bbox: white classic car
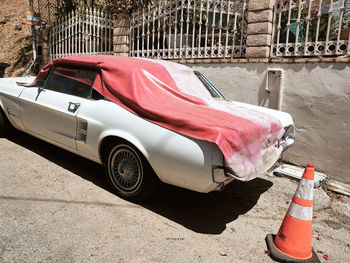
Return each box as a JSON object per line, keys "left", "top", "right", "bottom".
{"left": 0, "top": 56, "right": 295, "bottom": 200}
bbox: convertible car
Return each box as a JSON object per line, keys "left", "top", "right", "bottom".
{"left": 0, "top": 56, "right": 295, "bottom": 200}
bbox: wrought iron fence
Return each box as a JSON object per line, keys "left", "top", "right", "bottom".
{"left": 49, "top": 7, "right": 114, "bottom": 60}
{"left": 130, "top": 0, "right": 248, "bottom": 59}
{"left": 272, "top": 0, "right": 350, "bottom": 57}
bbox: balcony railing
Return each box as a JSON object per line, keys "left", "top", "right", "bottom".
{"left": 272, "top": 0, "right": 350, "bottom": 57}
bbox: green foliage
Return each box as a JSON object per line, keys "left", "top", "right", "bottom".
{"left": 106, "top": 0, "right": 152, "bottom": 15}
{"left": 52, "top": 1, "right": 110, "bottom": 18}
{"left": 54, "top": 0, "right": 78, "bottom": 18}
{"left": 343, "top": 0, "right": 350, "bottom": 28}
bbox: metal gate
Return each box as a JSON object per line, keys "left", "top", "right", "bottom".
{"left": 49, "top": 7, "right": 114, "bottom": 60}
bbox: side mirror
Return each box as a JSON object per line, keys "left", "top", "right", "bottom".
{"left": 36, "top": 79, "right": 45, "bottom": 88}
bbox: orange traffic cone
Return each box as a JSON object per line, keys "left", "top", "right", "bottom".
{"left": 265, "top": 163, "right": 320, "bottom": 263}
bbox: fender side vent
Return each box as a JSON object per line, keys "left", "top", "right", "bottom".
{"left": 76, "top": 119, "right": 88, "bottom": 144}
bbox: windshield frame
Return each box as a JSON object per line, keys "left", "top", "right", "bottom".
{"left": 194, "top": 71, "right": 225, "bottom": 99}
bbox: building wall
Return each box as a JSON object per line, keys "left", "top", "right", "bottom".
{"left": 190, "top": 63, "right": 350, "bottom": 183}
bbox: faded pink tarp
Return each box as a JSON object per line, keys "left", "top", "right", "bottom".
{"left": 34, "top": 55, "right": 284, "bottom": 180}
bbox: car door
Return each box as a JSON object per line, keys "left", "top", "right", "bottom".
{"left": 19, "top": 65, "right": 98, "bottom": 150}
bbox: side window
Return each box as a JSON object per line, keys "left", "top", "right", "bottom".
{"left": 90, "top": 89, "right": 104, "bottom": 100}
{"left": 45, "top": 66, "right": 99, "bottom": 99}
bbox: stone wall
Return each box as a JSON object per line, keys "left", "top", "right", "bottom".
{"left": 246, "top": 0, "right": 275, "bottom": 58}
{"left": 113, "top": 14, "right": 130, "bottom": 57}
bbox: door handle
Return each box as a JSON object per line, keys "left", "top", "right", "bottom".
{"left": 68, "top": 102, "right": 81, "bottom": 113}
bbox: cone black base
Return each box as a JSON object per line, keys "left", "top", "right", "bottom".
{"left": 265, "top": 234, "right": 321, "bottom": 263}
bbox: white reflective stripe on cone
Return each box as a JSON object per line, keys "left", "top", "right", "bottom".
{"left": 288, "top": 202, "right": 313, "bottom": 221}
{"left": 295, "top": 178, "right": 314, "bottom": 201}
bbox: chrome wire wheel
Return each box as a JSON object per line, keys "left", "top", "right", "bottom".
{"left": 108, "top": 145, "right": 143, "bottom": 194}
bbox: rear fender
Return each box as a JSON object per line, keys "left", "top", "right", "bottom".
{"left": 0, "top": 99, "right": 8, "bottom": 121}
{"left": 98, "top": 129, "right": 149, "bottom": 161}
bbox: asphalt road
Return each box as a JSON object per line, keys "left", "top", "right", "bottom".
{"left": 1, "top": 131, "right": 349, "bottom": 263}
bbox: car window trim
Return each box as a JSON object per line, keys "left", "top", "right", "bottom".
{"left": 193, "top": 71, "right": 225, "bottom": 99}
{"left": 44, "top": 63, "right": 100, "bottom": 99}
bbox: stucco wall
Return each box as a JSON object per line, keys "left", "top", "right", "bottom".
{"left": 189, "top": 63, "right": 350, "bottom": 184}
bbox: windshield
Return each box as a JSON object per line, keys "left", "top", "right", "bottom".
{"left": 194, "top": 71, "right": 225, "bottom": 99}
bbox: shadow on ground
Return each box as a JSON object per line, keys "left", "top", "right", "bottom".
{"left": 8, "top": 130, "right": 273, "bottom": 234}
{"left": 8, "top": 130, "right": 109, "bottom": 190}
{"left": 142, "top": 179, "right": 272, "bottom": 234}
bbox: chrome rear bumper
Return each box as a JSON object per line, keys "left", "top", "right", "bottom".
{"left": 279, "top": 125, "right": 295, "bottom": 151}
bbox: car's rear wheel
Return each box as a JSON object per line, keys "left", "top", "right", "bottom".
{"left": 0, "top": 108, "right": 11, "bottom": 137}
{"left": 105, "top": 143, "right": 159, "bottom": 201}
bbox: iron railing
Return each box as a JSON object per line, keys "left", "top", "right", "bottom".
{"left": 272, "top": 0, "right": 350, "bottom": 57}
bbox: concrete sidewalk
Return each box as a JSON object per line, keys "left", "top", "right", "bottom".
{"left": 0, "top": 131, "right": 349, "bottom": 263}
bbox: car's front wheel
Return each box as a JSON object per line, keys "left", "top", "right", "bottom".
{"left": 105, "top": 143, "right": 159, "bottom": 201}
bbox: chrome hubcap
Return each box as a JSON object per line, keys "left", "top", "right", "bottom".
{"left": 110, "top": 146, "right": 142, "bottom": 193}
